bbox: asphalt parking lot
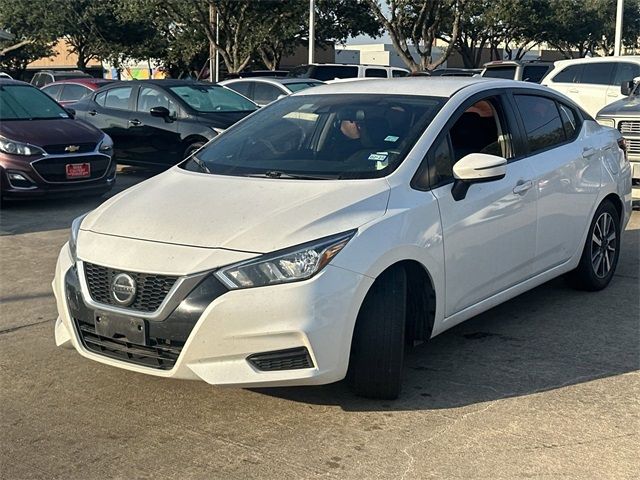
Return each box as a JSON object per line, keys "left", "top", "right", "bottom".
{"left": 1, "top": 171, "right": 638, "bottom": 480}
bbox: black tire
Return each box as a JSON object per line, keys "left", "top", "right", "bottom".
{"left": 184, "top": 141, "right": 205, "bottom": 159}
{"left": 349, "top": 265, "right": 407, "bottom": 400}
{"left": 567, "top": 200, "right": 621, "bottom": 291}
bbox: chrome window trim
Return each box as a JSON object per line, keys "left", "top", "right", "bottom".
{"left": 76, "top": 261, "right": 211, "bottom": 320}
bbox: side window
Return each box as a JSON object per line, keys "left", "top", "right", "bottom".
{"left": 581, "top": 63, "right": 615, "bottom": 85}
{"left": 392, "top": 69, "right": 408, "bottom": 78}
{"left": 612, "top": 62, "right": 640, "bottom": 86}
{"left": 33, "top": 74, "right": 46, "bottom": 88}
{"left": 365, "top": 68, "right": 387, "bottom": 78}
{"left": 59, "top": 84, "right": 91, "bottom": 102}
{"left": 552, "top": 65, "right": 583, "bottom": 83}
{"left": 430, "top": 97, "right": 512, "bottom": 186}
{"left": 137, "top": 86, "right": 177, "bottom": 115}
{"left": 253, "top": 83, "right": 282, "bottom": 104}
{"left": 103, "top": 86, "right": 133, "bottom": 110}
{"left": 558, "top": 103, "right": 579, "bottom": 140}
{"left": 95, "top": 90, "right": 107, "bottom": 107}
{"left": 514, "top": 95, "right": 566, "bottom": 154}
{"left": 42, "top": 84, "right": 63, "bottom": 100}
{"left": 226, "top": 81, "right": 253, "bottom": 98}
{"left": 430, "top": 136, "right": 454, "bottom": 187}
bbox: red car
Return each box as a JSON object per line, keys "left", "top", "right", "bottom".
{"left": 0, "top": 79, "right": 116, "bottom": 202}
{"left": 41, "top": 78, "right": 114, "bottom": 105}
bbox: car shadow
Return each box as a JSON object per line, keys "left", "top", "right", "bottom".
{"left": 0, "top": 166, "right": 161, "bottom": 236}
{"left": 253, "top": 228, "right": 639, "bottom": 411}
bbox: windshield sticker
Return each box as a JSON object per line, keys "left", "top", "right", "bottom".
{"left": 384, "top": 135, "right": 399, "bottom": 142}
{"left": 368, "top": 152, "right": 388, "bottom": 162}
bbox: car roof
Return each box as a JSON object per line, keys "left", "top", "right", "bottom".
{"left": 222, "top": 77, "right": 323, "bottom": 86}
{"left": 295, "top": 77, "right": 499, "bottom": 97}
{"left": 43, "top": 78, "right": 114, "bottom": 87}
{"left": 105, "top": 79, "right": 223, "bottom": 88}
{"left": 0, "top": 78, "right": 30, "bottom": 86}
{"left": 553, "top": 55, "right": 640, "bottom": 67}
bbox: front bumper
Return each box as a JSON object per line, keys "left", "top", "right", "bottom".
{"left": 53, "top": 243, "right": 372, "bottom": 387}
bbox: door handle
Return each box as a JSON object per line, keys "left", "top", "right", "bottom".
{"left": 513, "top": 180, "right": 533, "bottom": 195}
{"left": 128, "top": 119, "right": 142, "bottom": 126}
{"left": 568, "top": 88, "right": 579, "bottom": 93}
{"left": 582, "top": 147, "right": 597, "bottom": 158}
{"left": 607, "top": 93, "right": 619, "bottom": 97}
{"left": 88, "top": 110, "right": 97, "bottom": 116}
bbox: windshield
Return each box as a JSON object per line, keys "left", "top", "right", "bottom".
{"left": 0, "top": 84, "right": 70, "bottom": 120}
{"left": 181, "top": 94, "right": 445, "bottom": 179}
{"left": 169, "top": 85, "right": 257, "bottom": 113}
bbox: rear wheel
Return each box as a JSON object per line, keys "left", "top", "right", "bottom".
{"left": 349, "top": 265, "right": 407, "bottom": 400}
{"left": 567, "top": 200, "right": 621, "bottom": 291}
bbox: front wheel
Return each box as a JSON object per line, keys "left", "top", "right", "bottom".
{"left": 567, "top": 200, "right": 621, "bottom": 291}
{"left": 183, "top": 141, "right": 205, "bottom": 159}
{"left": 348, "top": 265, "right": 407, "bottom": 400}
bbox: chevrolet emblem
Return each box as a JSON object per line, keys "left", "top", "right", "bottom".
{"left": 65, "top": 145, "right": 80, "bottom": 152}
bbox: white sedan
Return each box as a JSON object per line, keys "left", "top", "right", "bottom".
{"left": 53, "top": 78, "right": 632, "bottom": 399}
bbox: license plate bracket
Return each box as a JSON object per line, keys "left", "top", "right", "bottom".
{"left": 94, "top": 312, "right": 147, "bottom": 346}
{"left": 66, "top": 162, "right": 91, "bottom": 179}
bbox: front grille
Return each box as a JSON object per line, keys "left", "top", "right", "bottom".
{"left": 43, "top": 142, "right": 97, "bottom": 154}
{"left": 627, "top": 139, "right": 640, "bottom": 155}
{"left": 32, "top": 155, "right": 111, "bottom": 183}
{"left": 84, "top": 262, "right": 178, "bottom": 313}
{"left": 74, "top": 318, "right": 182, "bottom": 370}
{"left": 247, "top": 347, "right": 314, "bottom": 371}
{"left": 619, "top": 121, "right": 640, "bottom": 135}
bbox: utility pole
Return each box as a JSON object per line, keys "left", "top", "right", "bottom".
{"left": 209, "top": 2, "right": 217, "bottom": 82}
{"left": 215, "top": 12, "right": 220, "bottom": 82}
{"left": 614, "top": 0, "right": 624, "bottom": 56}
{"left": 308, "top": 0, "right": 315, "bottom": 64}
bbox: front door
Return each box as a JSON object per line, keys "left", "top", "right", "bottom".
{"left": 430, "top": 94, "right": 538, "bottom": 317}
{"left": 91, "top": 85, "right": 137, "bottom": 163}
{"left": 129, "top": 86, "right": 181, "bottom": 165}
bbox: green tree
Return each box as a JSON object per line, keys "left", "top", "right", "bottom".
{"left": 364, "top": 0, "right": 467, "bottom": 72}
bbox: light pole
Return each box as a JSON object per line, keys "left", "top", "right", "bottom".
{"left": 614, "top": 0, "right": 624, "bottom": 56}
{"left": 309, "top": 0, "right": 315, "bottom": 64}
{"left": 209, "top": 2, "right": 216, "bottom": 81}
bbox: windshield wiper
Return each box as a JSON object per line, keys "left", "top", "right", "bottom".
{"left": 246, "top": 170, "right": 340, "bottom": 180}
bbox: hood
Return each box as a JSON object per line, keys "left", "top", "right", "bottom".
{"left": 0, "top": 118, "right": 103, "bottom": 146}
{"left": 196, "top": 110, "right": 256, "bottom": 130}
{"left": 82, "top": 168, "right": 390, "bottom": 253}
{"left": 597, "top": 95, "right": 640, "bottom": 117}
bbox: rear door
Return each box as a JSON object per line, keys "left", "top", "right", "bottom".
{"left": 91, "top": 85, "right": 137, "bottom": 162}
{"left": 510, "top": 93, "right": 601, "bottom": 273}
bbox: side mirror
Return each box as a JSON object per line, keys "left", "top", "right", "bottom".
{"left": 451, "top": 153, "right": 507, "bottom": 201}
{"left": 150, "top": 106, "right": 171, "bottom": 118}
{"left": 65, "top": 107, "right": 76, "bottom": 118}
{"left": 621, "top": 80, "right": 634, "bottom": 96}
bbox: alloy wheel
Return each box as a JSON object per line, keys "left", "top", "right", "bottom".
{"left": 591, "top": 212, "right": 617, "bottom": 279}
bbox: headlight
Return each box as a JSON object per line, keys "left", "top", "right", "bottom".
{"left": 98, "top": 134, "right": 114, "bottom": 153}
{"left": 215, "top": 230, "right": 356, "bottom": 289}
{"left": 596, "top": 118, "right": 615, "bottom": 128}
{"left": 69, "top": 213, "right": 89, "bottom": 262}
{"left": 0, "top": 135, "right": 45, "bottom": 156}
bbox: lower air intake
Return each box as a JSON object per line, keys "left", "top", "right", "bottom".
{"left": 247, "top": 347, "right": 314, "bottom": 371}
